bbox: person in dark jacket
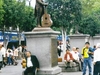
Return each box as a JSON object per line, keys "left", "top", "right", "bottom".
{"left": 24, "top": 51, "right": 39, "bottom": 75}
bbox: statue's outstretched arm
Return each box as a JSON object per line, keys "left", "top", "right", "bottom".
{"left": 37, "top": 0, "right": 48, "bottom": 5}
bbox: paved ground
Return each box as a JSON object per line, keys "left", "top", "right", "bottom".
{"left": 0, "top": 60, "right": 91, "bottom": 75}
{"left": 0, "top": 60, "right": 25, "bottom": 75}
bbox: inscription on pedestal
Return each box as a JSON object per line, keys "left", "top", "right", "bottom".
{"left": 51, "top": 38, "right": 58, "bottom": 67}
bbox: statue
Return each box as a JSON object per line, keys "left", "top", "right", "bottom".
{"left": 35, "top": 0, "right": 53, "bottom": 27}
{"left": 34, "top": 0, "right": 48, "bottom": 27}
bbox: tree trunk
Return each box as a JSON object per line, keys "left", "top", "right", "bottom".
{"left": 61, "top": 27, "right": 67, "bottom": 61}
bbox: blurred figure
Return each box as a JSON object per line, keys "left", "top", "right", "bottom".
{"left": 13, "top": 47, "right": 18, "bottom": 60}
{"left": 71, "top": 47, "right": 79, "bottom": 61}
{"left": 93, "top": 45, "right": 96, "bottom": 52}
{"left": 17, "top": 45, "right": 22, "bottom": 59}
{"left": 23, "top": 51, "right": 39, "bottom": 75}
{"left": 6, "top": 48, "right": 13, "bottom": 65}
{"left": 76, "top": 47, "right": 83, "bottom": 71}
{"left": 64, "top": 49, "right": 74, "bottom": 68}
{"left": 0, "top": 42, "right": 3, "bottom": 72}
{"left": 22, "top": 46, "right": 27, "bottom": 58}
{"left": 93, "top": 43, "right": 100, "bottom": 75}
{"left": 71, "top": 47, "right": 82, "bottom": 71}
{"left": 82, "top": 42, "right": 93, "bottom": 75}
{"left": 1, "top": 45, "right": 6, "bottom": 67}
{"left": 57, "top": 43, "right": 63, "bottom": 57}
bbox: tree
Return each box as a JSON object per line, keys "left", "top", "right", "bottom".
{"left": 79, "top": 0, "right": 100, "bottom": 36}
{"left": 79, "top": 16, "right": 100, "bottom": 36}
{"left": 46, "top": 0, "right": 82, "bottom": 56}
{"left": 47, "top": 0, "right": 82, "bottom": 33}
{"left": 21, "top": 6, "right": 36, "bottom": 31}
{"left": 81, "top": 0, "right": 100, "bottom": 16}
{"left": 2, "top": 0, "right": 36, "bottom": 31}
{"left": 0, "top": 0, "right": 5, "bottom": 26}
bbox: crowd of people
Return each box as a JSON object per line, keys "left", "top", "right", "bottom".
{"left": 64, "top": 47, "right": 82, "bottom": 71}
{"left": 58, "top": 41, "right": 100, "bottom": 75}
{"left": 0, "top": 42, "right": 27, "bottom": 73}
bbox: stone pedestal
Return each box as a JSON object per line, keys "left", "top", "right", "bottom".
{"left": 24, "top": 27, "right": 62, "bottom": 75}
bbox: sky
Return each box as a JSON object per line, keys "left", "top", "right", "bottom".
{"left": 26, "top": 0, "right": 36, "bottom": 8}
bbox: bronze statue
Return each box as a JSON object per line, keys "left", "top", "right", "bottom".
{"left": 34, "top": 0, "right": 48, "bottom": 27}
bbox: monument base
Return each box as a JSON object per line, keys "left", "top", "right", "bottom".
{"left": 24, "top": 27, "right": 62, "bottom": 75}
{"left": 32, "top": 27, "right": 53, "bottom": 32}
{"left": 37, "top": 66, "right": 62, "bottom": 75}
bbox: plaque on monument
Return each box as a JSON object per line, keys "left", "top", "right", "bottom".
{"left": 51, "top": 38, "right": 58, "bottom": 67}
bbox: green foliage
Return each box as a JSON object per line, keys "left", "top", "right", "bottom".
{"left": 21, "top": 6, "right": 36, "bottom": 31}
{"left": 78, "top": 0, "right": 100, "bottom": 36}
{"left": 0, "top": 0, "right": 5, "bottom": 25}
{"left": 2, "top": 0, "right": 36, "bottom": 31}
{"left": 47, "top": 0, "right": 82, "bottom": 34}
{"left": 81, "top": 0, "right": 100, "bottom": 16}
{"left": 79, "top": 16, "right": 100, "bottom": 36}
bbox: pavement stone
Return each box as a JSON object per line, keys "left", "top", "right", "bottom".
{"left": 0, "top": 60, "right": 24, "bottom": 75}
{"left": 0, "top": 60, "right": 91, "bottom": 75}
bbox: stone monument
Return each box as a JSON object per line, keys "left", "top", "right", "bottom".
{"left": 23, "top": 0, "right": 62, "bottom": 75}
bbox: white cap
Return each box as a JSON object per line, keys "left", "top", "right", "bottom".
{"left": 96, "top": 43, "right": 100, "bottom": 48}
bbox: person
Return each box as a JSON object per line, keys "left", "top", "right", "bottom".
{"left": 93, "top": 45, "right": 96, "bottom": 52}
{"left": 82, "top": 42, "right": 93, "bottom": 75}
{"left": 76, "top": 47, "right": 83, "bottom": 61}
{"left": 76, "top": 47, "right": 83, "bottom": 70}
{"left": 57, "top": 42, "right": 63, "bottom": 57}
{"left": 1, "top": 45, "right": 6, "bottom": 67}
{"left": 22, "top": 46, "right": 27, "bottom": 58}
{"left": 24, "top": 51, "right": 39, "bottom": 75}
{"left": 35, "top": 0, "right": 48, "bottom": 27}
{"left": 6, "top": 48, "right": 13, "bottom": 65}
{"left": 13, "top": 47, "right": 18, "bottom": 60}
{"left": 17, "top": 45, "right": 22, "bottom": 59}
{"left": 93, "top": 43, "right": 100, "bottom": 75}
{"left": 0, "top": 42, "right": 3, "bottom": 72}
{"left": 71, "top": 47, "right": 82, "bottom": 71}
{"left": 71, "top": 47, "right": 80, "bottom": 61}
{"left": 64, "top": 49, "right": 74, "bottom": 68}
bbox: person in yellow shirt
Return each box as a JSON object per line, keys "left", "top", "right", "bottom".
{"left": 82, "top": 42, "right": 93, "bottom": 75}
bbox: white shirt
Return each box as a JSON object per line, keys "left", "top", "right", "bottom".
{"left": 27, "top": 57, "right": 33, "bottom": 67}
{"left": 0, "top": 50, "right": 3, "bottom": 61}
{"left": 14, "top": 49, "right": 18, "bottom": 56}
{"left": 6, "top": 49, "right": 13, "bottom": 57}
{"left": 18, "top": 46, "right": 22, "bottom": 52}
{"left": 57, "top": 44, "right": 63, "bottom": 51}
{"left": 67, "top": 54, "right": 70, "bottom": 61}
{"left": 1, "top": 47, "right": 6, "bottom": 57}
{"left": 93, "top": 48, "right": 100, "bottom": 63}
{"left": 71, "top": 51, "right": 79, "bottom": 61}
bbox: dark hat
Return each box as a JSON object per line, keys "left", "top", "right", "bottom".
{"left": 85, "top": 42, "right": 90, "bottom": 45}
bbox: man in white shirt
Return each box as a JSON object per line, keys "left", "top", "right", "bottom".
{"left": 71, "top": 47, "right": 81, "bottom": 71}
{"left": 57, "top": 43, "right": 63, "bottom": 57}
{"left": 24, "top": 51, "right": 39, "bottom": 75}
{"left": 93, "top": 43, "right": 100, "bottom": 75}
{"left": 71, "top": 47, "right": 79, "bottom": 61}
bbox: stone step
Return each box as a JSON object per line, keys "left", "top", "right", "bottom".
{"left": 58, "top": 62, "right": 80, "bottom": 72}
